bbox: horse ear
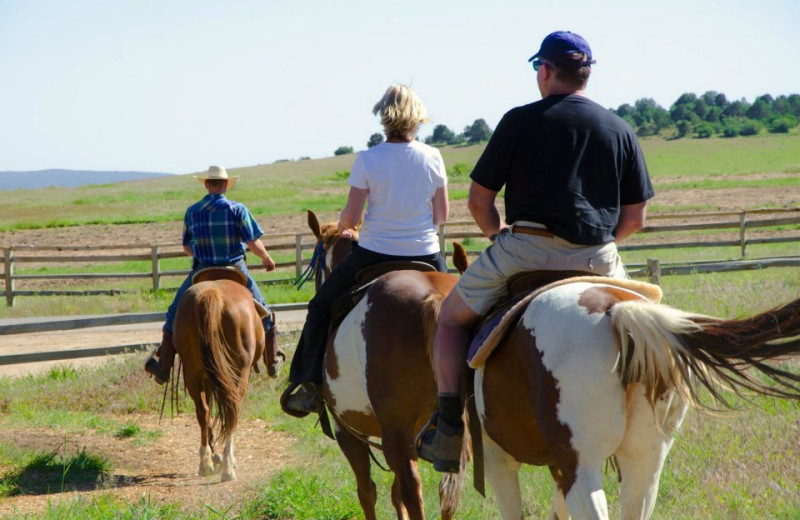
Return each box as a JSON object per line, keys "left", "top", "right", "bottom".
{"left": 452, "top": 242, "right": 469, "bottom": 274}
{"left": 307, "top": 210, "right": 323, "bottom": 241}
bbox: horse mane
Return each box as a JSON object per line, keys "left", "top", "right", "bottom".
{"left": 319, "top": 221, "right": 360, "bottom": 244}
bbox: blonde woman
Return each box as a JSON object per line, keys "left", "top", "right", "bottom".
{"left": 284, "top": 84, "right": 449, "bottom": 414}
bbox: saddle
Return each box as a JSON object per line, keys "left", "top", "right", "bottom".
{"left": 191, "top": 266, "right": 270, "bottom": 319}
{"left": 330, "top": 261, "right": 437, "bottom": 331}
{"left": 466, "top": 271, "right": 663, "bottom": 368}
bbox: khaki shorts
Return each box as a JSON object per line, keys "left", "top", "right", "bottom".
{"left": 456, "top": 226, "right": 627, "bottom": 315}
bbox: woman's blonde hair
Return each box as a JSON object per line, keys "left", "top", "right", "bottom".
{"left": 372, "top": 84, "right": 429, "bottom": 140}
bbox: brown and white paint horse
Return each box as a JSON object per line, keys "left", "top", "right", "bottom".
{"left": 473, "top": 279, "right": 800, "bottom": 519}
{"left": 303, "top": 210, "right": 470, "bottom": 520}
{"left": 173, "top": 270, "right": 281, "bottom": 482}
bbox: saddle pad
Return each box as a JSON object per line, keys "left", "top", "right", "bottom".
{"left": 467, "top": 276, "right": 662, "bottom": 369}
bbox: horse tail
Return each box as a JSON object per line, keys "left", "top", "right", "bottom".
{"left": 419, "top": 290, "right": 470, "bottom": 515}
{"left": 611, "top": 297, "right": 800, "bottom": 409}
{"left": 196, "top": 287, "right": 241, "bottom": 444}
{"left": 420, "top": 293, "right": 443, "bottom": 365}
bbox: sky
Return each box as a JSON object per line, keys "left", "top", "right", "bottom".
{"left": 1, "top": 0, "right": 799, "bottom": 174}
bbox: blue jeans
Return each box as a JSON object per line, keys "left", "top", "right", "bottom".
{"left": 163, "top": 259, "right": 269, "bottom": 333}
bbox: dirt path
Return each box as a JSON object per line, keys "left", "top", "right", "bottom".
{"left": 0, "top": 414, "right": 296, "bottom": 517}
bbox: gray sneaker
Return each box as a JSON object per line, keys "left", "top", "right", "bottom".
{"left": 417, "top": 417, "right": 463, "bottom": 473}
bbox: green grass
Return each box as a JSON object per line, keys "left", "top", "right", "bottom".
{"left": 655, "top": 175, "right": 800, "bottom": 191}
{"left": 639, "top": 133, "right": 800, "bottom": 177}
{"left": 2, "top": 134, "right": 798, "bottom": 232}
{"left": 0, "top": 444, "right": 111, "bottom": 498}
{"left": 1, "top": 270, "right": 799, "bottom": 518}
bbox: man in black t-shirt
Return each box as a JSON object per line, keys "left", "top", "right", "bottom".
{"left": 418, "top": 30, "right": 655, "bottom": 473}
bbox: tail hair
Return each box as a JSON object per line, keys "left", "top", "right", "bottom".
{"left": 612, "top": 297, "right": 800, "bottom": 410}
{"left": 420, "top": 293, "right": 444, "bottom": 366}
{"left": 196, "top": 287, "right": 241, "bottom": 443}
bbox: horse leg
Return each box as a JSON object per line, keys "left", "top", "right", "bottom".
{"left": 544, "top": 472, "right": 570, "bottom": 520}
{"left": 221, "top": 435, "right": 236, "bottom": 482}
{"left": 195, "top": 389, "right": 216, "bottom": 477}
{"left": 203, "top": 389, "right": 223, "bottom": 469}
{"left": 334, "top": 420, "right": 378, "bottom": 520}
{"left": 483, "top": 432, "right": 523, "bottom": 520}
{"left": 615, "top": 385, "right": 688, "bottom": 520}
{"left": 382, "top": 429, "right": 424, "bottom": 520}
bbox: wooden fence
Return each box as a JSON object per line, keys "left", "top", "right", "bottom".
{"left": 2, "top": 209, "right": 799, "bottom": 306}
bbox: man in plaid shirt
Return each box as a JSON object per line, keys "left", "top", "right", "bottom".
{"left": 145, "top": 165, "right": 276, "bottom": 384}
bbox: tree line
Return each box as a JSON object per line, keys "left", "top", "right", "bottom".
{"left": 614, "top": 91, "right": 800, "bottom": 138}
{"left": 333, "top": 119, "right": 494, "bottom": 156}
{"left": 328, "top": 91, "right": 798, "bottom": 157}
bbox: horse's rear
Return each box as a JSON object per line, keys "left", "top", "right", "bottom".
{"left": 477, "top": 280, "right": 800, "bottom": 520}
{"left": 174, "top": 279, "right": 265, "bottom": 482}
{"left": 325, "top": 269, "right": 467, "bottom": 520}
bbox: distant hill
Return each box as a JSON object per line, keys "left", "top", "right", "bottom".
{"left": 0, "top": 169, "right": 174, "bottom": 191}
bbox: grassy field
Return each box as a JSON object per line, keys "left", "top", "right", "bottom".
{"left": 1, "top": 268, "right": 799, "bottom": 519}
{"left": 0, "top": 132, "right": 799, "bottom": 518}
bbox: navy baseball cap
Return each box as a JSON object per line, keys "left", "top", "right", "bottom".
{"left": 528, "top": 31, "right": 596, "bottom": 65}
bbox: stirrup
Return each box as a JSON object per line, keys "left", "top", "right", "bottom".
{"left": 414, "top": 410, "right": 438, "bottom": 458}
{"left": 144, "top": 356, "right": 168, "bottom": 385}
{"left": 280, "top": 382, "right": 319, "bottom": 418}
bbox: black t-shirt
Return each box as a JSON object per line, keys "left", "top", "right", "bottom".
{"left": 471, "top": 94, "right": 654, "bottom": 245}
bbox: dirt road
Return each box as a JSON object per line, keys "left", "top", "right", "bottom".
{"left": 0, "top": 309, "right": 307, "bottom": 378}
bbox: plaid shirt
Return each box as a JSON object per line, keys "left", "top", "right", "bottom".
{"left": 182, "top": 194, "right": 263, "bottom": 265}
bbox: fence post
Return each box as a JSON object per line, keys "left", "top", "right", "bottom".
{"left": 295, "top": 234, "right": 303, "bottom": 278}
{"left": 151, "top": 245, "right": 160, "bottom": 291}
{"left": 646, "top": 258, "right": 661, "bottom": 286}
{"left": 739, "top": 211, "right": 747, "bottom": 259}
{"left": 4, "top": 247, "right": 14, "bottom": 306}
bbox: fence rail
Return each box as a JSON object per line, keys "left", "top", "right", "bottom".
{"left": 2, "top": 209, "right": 799, "bottom": 306}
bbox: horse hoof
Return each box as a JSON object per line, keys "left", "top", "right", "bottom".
{"left": 268, "top": 349, "right": 286, "bottom": 377}
{"left": 199, "top": 465, "right": 215, "bottom": 477}
{"left": 221, "top": 471, "right": 236, "bottom": 482}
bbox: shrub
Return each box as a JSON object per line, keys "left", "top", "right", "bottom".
{"left": 448, "top": 162, "right": 472, "bottom": 178}
{"left": 334, "top": 146, "right": 354, "bottom": 156}
{"left": 768, "top": 115, "right": 797, "bottom": 134}
{"left": 694, "top": 122, "right": 714, "bottom": 138}
{"left": 739, "top": 120, "right": 761, "bottom": 136}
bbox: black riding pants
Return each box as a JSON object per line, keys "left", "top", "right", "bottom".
{"left": 288, "top": 244, "right": 447, "bottom": 385}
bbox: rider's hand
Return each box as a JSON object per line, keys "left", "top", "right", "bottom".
{"left": 262, "top": 256, "right": 276, "bottom": 272}
{"left": 340, "top": 228, "right": 355, "bottom": 239}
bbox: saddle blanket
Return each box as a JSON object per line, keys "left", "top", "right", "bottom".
{"left": 467, "top": 276, "right": 662, "bottom": 369}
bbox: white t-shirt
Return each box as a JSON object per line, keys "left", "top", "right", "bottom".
{"left": 348, "top": 140, "right": 447, "bottom": 256}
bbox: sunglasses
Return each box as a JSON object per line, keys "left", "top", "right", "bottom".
{"left": 531, "top": 60, "right": 550, "bottom": 72}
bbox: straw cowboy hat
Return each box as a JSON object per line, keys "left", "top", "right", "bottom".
{"left": 194, "top": 165, "right": 239, "bottom": 189}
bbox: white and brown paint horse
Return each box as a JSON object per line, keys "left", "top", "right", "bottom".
{"left": 173, "top": 267, "right": 281, "bottom": 482}
{"left": 472, "top": 278, "right": 800, "bottom": 519}
{"left": 302, "top": 210, "right": 470, "bottom": 520}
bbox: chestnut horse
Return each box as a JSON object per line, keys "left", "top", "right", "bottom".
{"left": 301, "top": 210, "right": 469, "bottom": 520}
{"left": 472, "top": 278, "right": 800, "bottom": 519}
{"left": 173, "top": 268, "right": 281, "bottom": 482}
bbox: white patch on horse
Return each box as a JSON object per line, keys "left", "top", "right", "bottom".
{"left": 326, "top": 296, "right": 373, "bottom": 416}
{"left": 523, "top": 283, "right": 628, "bottom": 496}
